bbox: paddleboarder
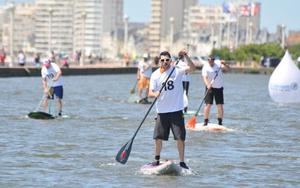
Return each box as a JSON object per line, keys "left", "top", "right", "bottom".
{"left": 41, "top": 58, "right": 64, "bottom": 116}
{"left": 137, "top": 53, "right": 152, "bottom": 104}
{"left": 202, "top": 56, "right": 230, "bottom": 126}
{"left": 148, "top": 50, "right": 196, "bottom": 169}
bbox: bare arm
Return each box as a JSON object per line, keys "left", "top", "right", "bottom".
{"left": 178, "top": 49, "right": 196, "bottom": 73}
{"left": 148, "top": 89, "right": 160, "bottom": 98}
{"left": 52, "top": 69, "right": 62, "bottom": 81}
{"left": 203, "top": 75, "right": 212, "bottom": 90}
{"left": 42, "top": 78, "right": 49, "bottom": 94}
{"left": 221, "top": 60, "right": 230, "bottom": 72}
{"left": 184, "top": 54, "right": 196, "bottom": 73}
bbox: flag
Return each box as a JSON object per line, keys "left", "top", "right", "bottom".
{"left": 239, "top": 3, "right": 260, "bottom": 17}
{"left": 223, "top": 2, "right": 236, "bottom": 14}
{"left": 249, "top": 3, "right": 260, "bottom": 16}
{"left": 240, "top": 4, "right": 250, "bottom": 16}
{"left": 222, "top": 2, "right": 231, "bottom": 13}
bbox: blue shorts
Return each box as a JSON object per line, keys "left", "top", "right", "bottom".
{"left": 50, "top": 86, "right": 63, "bottom": 99}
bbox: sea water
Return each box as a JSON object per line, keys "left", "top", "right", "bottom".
{"left": 0, "top": 73, "right": 299, "bottom": 187}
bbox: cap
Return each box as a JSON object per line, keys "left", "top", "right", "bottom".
{"left": 43, "top": 59, "right": 51, "bottom": 68}
{"left": 143, "top": 53, "right": 149, "bottom": 58}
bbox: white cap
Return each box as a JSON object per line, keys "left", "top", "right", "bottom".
{"left": 143, "top": 53, "right": 149, "bottom": 58}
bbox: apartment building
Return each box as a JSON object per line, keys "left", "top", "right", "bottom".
{"left": 1, "top": 3, "right": 35, "bottom": 56}
{"left": 149, "top": 0, "right": 197, "bottom": 57}
{"left": 35, "top": 0, "right": 74, "bottom": 56}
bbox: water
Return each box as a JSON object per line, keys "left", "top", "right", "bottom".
{"left": 0, "top": 73, "right": 299, "bottom": 187}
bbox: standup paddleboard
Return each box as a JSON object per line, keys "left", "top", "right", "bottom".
{"left": 183, "top": 110, "right": 202, "bottom": 116}
{"left": 134, "top": 99, "right": 152, "bottom": 105}
{"left": 28, "top": 111, "right": 55, "bottom": 120}
{"left": 187, "top": 123, "right": 233, "bottom": 132}
{"left": 140, "top": 160, "right": 182, "bottom": 175}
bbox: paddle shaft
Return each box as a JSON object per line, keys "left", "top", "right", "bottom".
{"left": 130, "top": 79, "right": 138, "bottom": 93}
{"left": 194, "top": 65, "right": 222, "bottom": 116}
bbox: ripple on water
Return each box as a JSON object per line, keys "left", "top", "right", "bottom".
{"left": 1, "top": 74, "right": 300, "bottom": 187}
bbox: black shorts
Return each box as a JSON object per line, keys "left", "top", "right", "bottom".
{"left": 153, "top": 110, "right": 186, "bottom": 141}
{"left": 205, "top": 87, "right": 224, "bottom": 105}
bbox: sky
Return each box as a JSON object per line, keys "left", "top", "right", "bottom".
{"left": 124, "top": 0, "right": 300, "bottom": 33}
{"left": 1, "top": 0, "right": 299, "bottom": 32}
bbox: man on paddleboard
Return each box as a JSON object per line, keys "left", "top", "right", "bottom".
{"left": 137, "top": 53, "right": 152, "bottom": 104}
{"left": 41, "top": 58, "right": 64, "bottom": 116}
{"left": 148, "top": 50, "right": 195, "bottom": 169}
{"left": 202, "top": 56, "right": 230, "bottom": 126}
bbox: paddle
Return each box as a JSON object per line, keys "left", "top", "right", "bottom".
{"left": 186, "top": 65, "right": 222, "bottom": 128}
{"left": 130, "top": 80, "right": 138, "bottom": 94}
{"left": 116, "top": 60, "right": 179, "bottom": 164}
{"left": 33, "top": 86, "right": 54, "bottom": 112}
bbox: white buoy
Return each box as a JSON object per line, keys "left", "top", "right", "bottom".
{"left": 268, "top": 50, "right": 300, "bottom": 103}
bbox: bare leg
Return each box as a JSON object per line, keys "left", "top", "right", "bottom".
{"left": 177, "top": 139, "right": 185, "bottom": 162}
{"left": 145, "top": 87, "right": 149, "bottom": 99}
{"left": 138, "top": 87, "right": 142, "bottom": 99}
{"left": 216, "top": 104, "right": 223, "bottom": 119}
{"left": 155, "top": 139, "right": 162, "bottom": 156}
{"left": 204, "top": 104, "right": 212, "bottom": 119}
{"left": 57, "top": 98, "right": 63, "bottom": 114}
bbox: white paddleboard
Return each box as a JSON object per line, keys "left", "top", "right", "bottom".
{"left": 187, "top": 123, "right": 233, "bottom": 132}
{"left": 140, "top": 160, "right": 182, "bottom": 175}
{"left": 183, "top": 110, "right": 202, "bottom": 116}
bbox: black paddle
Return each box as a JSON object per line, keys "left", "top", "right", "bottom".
{"left": 130, "top": 79, "right": 138, "bottom": 94}
{"left": 116, "top": 60, "right": 179, "bottom": 164}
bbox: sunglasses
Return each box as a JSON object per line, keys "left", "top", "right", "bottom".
{"left": 160, "top": 58, "right": 170, "bottom": 62}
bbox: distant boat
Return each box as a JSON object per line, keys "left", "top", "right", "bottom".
{"left": 268, "top": 50, "right": 300, "bottom": 103}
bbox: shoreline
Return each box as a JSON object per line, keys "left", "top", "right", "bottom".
{"left": 0, "top": 64, "right": 274, "bottom": 77}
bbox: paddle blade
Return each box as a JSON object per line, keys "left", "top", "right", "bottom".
{"left": 186, "top": 116, "right": 196, "bottom": 129}
{"left": 115, "top": 140, "right": 133, "bottom": 164}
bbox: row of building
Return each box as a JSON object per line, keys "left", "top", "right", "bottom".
{"left": 0, "top": 0, "right": 299, "bottom": 65}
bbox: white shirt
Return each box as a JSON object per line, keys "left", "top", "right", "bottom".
{"left": 202, "top": 60, "right": 223, "bottom": 88}
{"left": 138, "top": 60, "right": 152, "bottom": 78}
{"left": 41, "top": 63, "right": 63, "bottom": 87}
{"left": 18, "top": 53, "right": 26, "bottom": 64}
{"left": 177, "top": 59, "right": 190, "bottom": 82}
{"left": 150, "top": 66, "right": 186, "bottom": 113}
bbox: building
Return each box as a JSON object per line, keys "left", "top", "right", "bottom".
{"left": 35, "top": 0, "right": 123, "bottom": 61}
{"left": 149, "top": 0, "right": 197, "bottom": 57}
{"left": 1, "top": 3, "right": 35, "bottom": 58}
{"left": 0, "top": 8, "right": 4, "bottom": 48}
{"left": 287, "top": 31, "right": 300, "bottom": 46}
{"left": 182, "top": 1, "right": 261, "bottom": 55}
{"left": 35, "top": 0, "right": 74, "bottom": 57}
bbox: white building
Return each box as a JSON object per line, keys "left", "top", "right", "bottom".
{"left": 183, "top": 2, "right": 261, "bottom": 55}
{"left": 74, "top": 0, "right": 123, "bottom": 58}
{"left": 149, "top": 0, "right": 197, "bottom": 57}
{"left": 35, "top": 0, "right": 123, "bottom": 60}
{"left": 1, "top": 3, "right": 35, "bottom": 57}
{"left": 35, "top": 0, "right": 74, "bottom": 56}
